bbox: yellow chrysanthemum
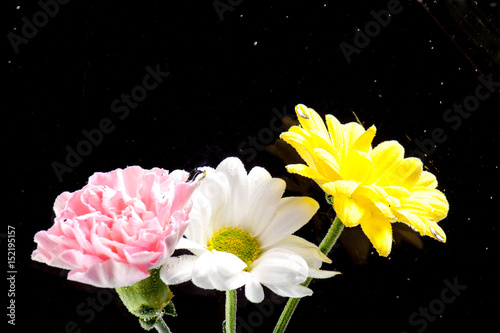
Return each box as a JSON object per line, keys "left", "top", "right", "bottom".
{"left": 280, "top": 104, "right": 449, "bottom": 256}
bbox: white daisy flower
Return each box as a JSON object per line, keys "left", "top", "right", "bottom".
{"left": 160, "top": 157, "right": 339, "bottom": 303}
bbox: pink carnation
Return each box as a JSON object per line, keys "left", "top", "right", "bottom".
{"left": 32, "top": 166, "right": 198, "bottom": 288}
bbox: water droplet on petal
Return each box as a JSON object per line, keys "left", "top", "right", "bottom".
{"left": 296, "top": 106, "right": 310, "bottom": 119}
{"left": 430, "top": 227, "right": 445, "bottom": 242}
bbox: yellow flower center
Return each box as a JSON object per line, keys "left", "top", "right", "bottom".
{"left": 207, "top": 227, "right": 261, "bottom": 269}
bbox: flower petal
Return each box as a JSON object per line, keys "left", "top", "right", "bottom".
{"left": 370, "top": 140, "right": 404, "bottom": 183}
{"left": 160, "top": 255, "right": 197, "bottom": 285}
{"left": 192, "top": 251, "right": 247, "bottom": 291}
{"left": 240, "top": 170, "right": 286, "bottom": 236}
{"left": 313, "top": 148, "right": 342, "bottom": 181}
{"left": 280, "top": 131, "right": 316, "bottom": 167}
{"left": 268, "top": 235, "right": 331, "bottom": 269}
{"left": 295, "top": 104, "right": 329, "bottom": 141}
{"left": 67, "top": 259, "right": 150, "bottom": 288}
{"left": 379, "top": 157, "right": 423, "bottom": 189}
{"left": 322, "top": 181, "right": 365, "bottom": 227}
{"left": 215, "top": 157, "right": 249, "bottom": 227}
{"left": 414, "top": 171, "right": 438, "bottom": 189}
{"left": 399, "top": 189, "right": 449, "bottom": 221}
{"left": 244, "top": 274, "right": 265, "bottom": 303}
{"left": 265, "top": 284, "right": 313, "bottom": 299}
{"left": 250, "top": 249, "right": 308, "bottom": 285}
{"left": 285, "top": 164, "right": 328, "bottom": 181}
{"left": 54, "top": 192, "right": 72, "bottom": 216}
{"left": 257, "top": 197, "right": 319, "bottom": 248}
{"left": 342, "top": 122, "right": 366, "bottom": 152}
{"left": 360, "top": 215, "right": 393, "bottom": 257}
{"left": 183, "top": 194, "right": 211, "bottom": 245}
{"left": 325, "top": 114, "right": 345, "bottom": 154}
{"left": 342, "top": 150, "right": 375, "bottom": 183}
{"left": 350, "top": 125, "right": 376, "bottom": 153}
{"left": 308, "top": 268, "right": 341, "bottom": 279}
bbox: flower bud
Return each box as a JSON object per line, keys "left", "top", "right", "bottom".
{"left": 116, "top": 267, "right": 176, "bottom": 328}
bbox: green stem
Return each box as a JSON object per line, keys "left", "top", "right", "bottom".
{"left": 273, "top": 215, "right": 344, "bottom": 333}
{"left": 153, "top": 317, "right": 172, "bottom": 333}
{"left": 318, "top": 215, "right": 344, "bottom": 254}
{"left": 225, "top": 289, "right": 237, "bottom": 333}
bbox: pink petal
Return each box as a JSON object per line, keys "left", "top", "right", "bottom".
{"left": 67, "top": 259, "right": 150, "bottom": 288}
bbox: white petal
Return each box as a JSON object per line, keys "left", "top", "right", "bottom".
{"left": 215, "top": 157, "right": 249, "bottom": 228}
{"left": 241, "top": 173, "right": 286, "bottom": 237}
{"left": 176, "top": 238, "right": 208, "bottom": 256}
{"left": 191, "top": 252, "right": 215, "bottom": 289}
{"left": 195, "top": 168, "right": 230, "bottom": 233}
{"left": 265, "top": 283, "right": 313, "bottom": 299}
{"left": 184, "top": 194, "right": 212, "bottom": 244}
{"left": 244, "top": 274, "right": 265, "bottom": 303}
{"left": 258, "top": 197, "right": 319, "bottom": 248}
{"left": 160, "top": 255, "right": 197, "bottom": 285}
{"left": 192, "top": 251, "right": 247, "bottom": 291}
{"left": 308, "top": 268, "right": 341, "bottom": 279}
{"left": 247, "top": 165, "right": 272, "bottom": 183}
{"left": 268, "top": 235, "right": 331, "bottom": 269}
{"left": 250, "top": 248, "right": 308, "bottom": 285}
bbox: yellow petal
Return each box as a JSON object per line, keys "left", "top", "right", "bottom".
{"left": 280, "top": 131, "right": 315, "bottom": 167}
{"left": 309, "top": 130, "right": 336, "bottom": 155}
{"left": 354, "top": 184, "right": 388, "bottom": 202}
{"left": 350, "top": 125, "right": 376, "bottom": 153}
{"left": 427, "top": 223, "right": 447, "bottom": 243}
{"left": 354, "top": 185, "right": 388, "bottom": 206}
{"left": 396, "top": 210, "right": 426, "bottom": 234}
{"left": 360, "top": 215, "right": 393, "bottom": 257}
{"left": 322, "top": 180, "right": 360, "bottom": 196}
{"left": 289, "top": 126, "right": 333, "bottom": 155}
{"left": 282, "top": 127, "right": 311, "bottom": 149}
{"left": 397, "top": 158, "right": 424, "bottom": 188}
{"left": 396, "top": 213, "right": 447, "bottom": 243}
{"left": 354, "top": 186, "right": 395, "bottom": 220}
{"left": 414, "top": 171, "right": 438, "bottom": 189}
{"left": 379, "top": 157, "right": 423, "bottom": 189}
{"left": 322, "top": 181, "right": 364, "bottom": 227}
{"left": 342, "top": 150, "right": 375, "bottom": 184}
{"left": 313, "top": 148, "right": 342, "bottom": 181}
{"left": 335, "top": 195, "right": 366, "bottom": 227}
{"left": 400, "top": 189, "right": 449, "bottom": 221}
{"left": 287, "top": 125, "right": 311, "bottom": 137}
{"left": 383, "top": 185, "right": 410, "bottom": 199}
{"left": 325, "top": 114, "right": 345, "bottom": 154}
{"left": 370, "top": 140, "right": 404, "bottom": 183}
{"left": 342, "top": 122, "right": 366, "bottom": 152}
{"left": 394, "top": 188, "right": 448, "bottom": 242}
{"left": 295, "top": 104, "right": 329, "bottom": 141}
{"left": 285, "top": 164, "right": 327, "bottom": 181}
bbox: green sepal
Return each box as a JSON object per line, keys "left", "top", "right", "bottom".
{"left": 325, "top": 194, "right": 334, "bottom": 206}
{"left": 116, "top": 267, "right": 174, "bottom": 321}
{"left": 139, "top": 317, "right": 158, "bottom": 331}
{"left": 163, "top": 300, "right": 177, "bottom": 317}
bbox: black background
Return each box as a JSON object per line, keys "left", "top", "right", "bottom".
{"left": 4, "top": 0, "right": 500, "bottom": 332}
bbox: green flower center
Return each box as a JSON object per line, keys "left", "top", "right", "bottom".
{"left": 207, "top": 226, "right": 262, "bottom": 268}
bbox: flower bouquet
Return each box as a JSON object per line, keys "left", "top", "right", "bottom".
{"left": 32, "top": 104, "right": 449, "bottom": 332}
